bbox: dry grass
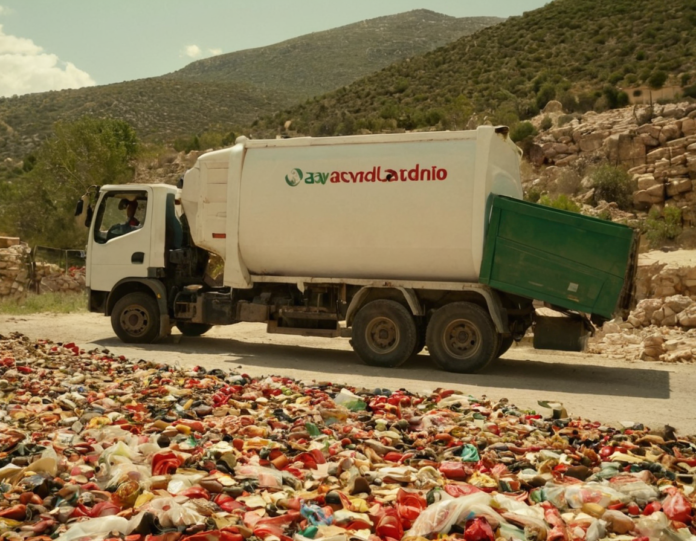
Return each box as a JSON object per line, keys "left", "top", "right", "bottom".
{"left": 0, "top": 292, "right": 86, "bottom": 315}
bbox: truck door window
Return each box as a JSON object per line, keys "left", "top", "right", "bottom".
{"left": 94, "top": 192, "right": 148, "bottom": 244}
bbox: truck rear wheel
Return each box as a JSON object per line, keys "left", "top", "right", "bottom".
{"left": 426, "top": 302, "right": 499, "bottom": 373}
{"left": 352, "top": 300, "right": 417, "bottom": 368}
{"left": 411, "top": 319, "right": 426, "bottom": 357}
{"left": 111, "top": 292, "right": 160, "bottom": 344}
{"left": 176, "top": 322, "right": 212, "bottom": 337}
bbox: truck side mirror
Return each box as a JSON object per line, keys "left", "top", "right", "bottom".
{"left": 74, "top": 199, "right": 84, "bottom": 217}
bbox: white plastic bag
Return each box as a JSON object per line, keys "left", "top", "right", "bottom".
{"left": 58, "top": 516, "right": 129, "bottom": 541}
{"left": 406, "top": 492, "right": 492, "bottom": 537}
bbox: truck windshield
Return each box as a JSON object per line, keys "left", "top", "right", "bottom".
{"left": 94, "top": 191, "right": 148, "bottom": 244}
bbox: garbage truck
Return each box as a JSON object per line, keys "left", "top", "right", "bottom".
{"left": 77, "top": 126, "right": 638, "bottom": 373}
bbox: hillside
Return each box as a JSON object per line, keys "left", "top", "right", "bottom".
{"left": 167, "top": 10, "right": 502, "bottom": 102}
{"left": 0, "top": 78, "right": 282, "bottom": 163}
{"left": 252, "top": 0, "right": 696, "bottom": 137}
{"left": 0, "top": 10, "right": 502, "bottom": 162}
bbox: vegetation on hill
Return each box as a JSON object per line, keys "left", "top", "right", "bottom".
{"left": 168, "top": 10, "right": 502, "bottom": 102}
{"left": 0, "top": 78, "right": 280, "bottom": 164}
{"left": 0, "top": 10, "right": 502, "bottom": 165}
{"left": 0, "top": 117, "right": 139, "bottom": 248}
{"left": 250, "top": 0, "right": 696, "bottom": 137}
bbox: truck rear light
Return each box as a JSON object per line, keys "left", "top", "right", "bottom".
{"left": 212, "top": 233, "right": 226, "bottom": 239}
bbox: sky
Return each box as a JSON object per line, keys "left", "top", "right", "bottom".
{"left": 0, "top": 0, "right": 549, "bottom": 98}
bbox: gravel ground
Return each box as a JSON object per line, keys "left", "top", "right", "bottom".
{"left": 0, "top": 312, "right": 694, "bottom": 435}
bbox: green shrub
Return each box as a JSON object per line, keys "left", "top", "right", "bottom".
{"left": 510, "top": 121, "right": 537, "bottom": 143}
{"left": 645, "top": 207, "right": 682, "bottom": 247}
{"left": 525, "top": 187, "right": 542, "bottom": 203}
{"left": 558, "top": 114, "right": 575, "bottom": 127}
{"left": 538, "top": 194, "right": 581, "bottom": 213}
{"left": 590, "top": 164, "right": 636, "bottom": 210}
{"left": 648, "top": 70, "right": 669, "bottom": 89}
{"left": 540, "top": 116, "right": 553, "bottom": 131}
{"left": 597, "top": 209, "right": 613, "bottom": 221}
{"left": 536, "top": 82, "right": 557, "bottom": 110}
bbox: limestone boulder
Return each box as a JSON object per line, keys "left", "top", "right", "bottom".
{"left": 681, "top": 117, "right": 696, "bottom": 137}
{"left": 678, "top": 305, "right": 696, "bottom": 327}
{"left": 666, "top": 178, "right": 693, "bottom": 197}
{"left": 605, "top": 134, "right": 646, "bottom": 168}
{"left": 659, "top": 123, "right": 682, "bottom": 145}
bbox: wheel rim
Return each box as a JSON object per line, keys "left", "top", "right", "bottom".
{"left": 365, "top": 317, "right": 400, "bottom": 355}
{"left": 443, "top": 318, "right": 481, "bottom": 360}
{"left": 119, "top": 304, "right": 151, "bottom": 337}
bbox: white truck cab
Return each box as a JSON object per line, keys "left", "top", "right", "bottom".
{"left": 86, "top": 184, "right": 182, "bottom": 340}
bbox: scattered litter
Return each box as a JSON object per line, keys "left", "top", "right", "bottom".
{"left": 0, "top": 332, "right": 693, "bottom": 541}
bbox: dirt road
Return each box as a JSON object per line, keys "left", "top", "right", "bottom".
{"left": 1, "top": 312, "right": 693, "bottom": 434}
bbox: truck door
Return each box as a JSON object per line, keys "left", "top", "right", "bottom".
{"left": 87, "top": 188, "right": 152, "bottom": 292}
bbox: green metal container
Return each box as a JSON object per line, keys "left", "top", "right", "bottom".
{"left": 479, "top": 195, "right": 638, "bottom": 320}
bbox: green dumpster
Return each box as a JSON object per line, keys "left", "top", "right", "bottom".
{"left": 479, "top": 195, "right": 638, "bottom": 320}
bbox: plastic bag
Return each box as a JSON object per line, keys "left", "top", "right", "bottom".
{"left": 663, "top": 487, "right": 693, "bottom": 523}
{"left": 461, "top": 444, "right": 480, "bottom": 462}
{"left": 609, "top": 478, "right": 659, "bottom": 505}
{"left": 636, "top": 511, "right": 671, "bottom": 539}
{"left": 406, "top": 492, "right": 492, "bottom": 537}
{"left": 375, "top": 509, "right": 403, "bottom": 540}
{"left": 585, "top": 519, "right": 607, "bottom": 541}
{"left": 234, "top": 464, "right": 283, "bottom": 487}
{"left": 333, "top": 388, "right": 367, "bottom": 411}
{"left": 464, "top": 517, "right": 495, "bottom": 541}
{"left": 57, "top": 516, "right": 129, "bottom": 541}
{"left": 396, "top": 489, "right": 426, "bottom": 528}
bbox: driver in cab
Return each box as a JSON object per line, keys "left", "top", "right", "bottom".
{"left": 103, "top": 199, "right": 142, "bottom": 241}
{"left": 122, "top": 199, "right": 140, "bottom": 228}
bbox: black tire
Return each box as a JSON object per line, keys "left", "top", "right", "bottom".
{"left": 497, "top": 335, "right": 514, "bottom": 358}
{"left": 176, "top": 322, "right": 213, "bottom": 337}
{"left": 351, "top": 300, "right": 417, "bottom": 368}
{"left": 426, "top": 302, "right": 499, "bottom": 373}
{"left": 411, "top": 319, "right": 427, "bottom": 357}
{"left": 111, "top": 292, "right": 160, "bottom": 344}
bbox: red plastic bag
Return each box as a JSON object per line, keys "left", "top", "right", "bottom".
{"left": 663, "top": 488, "right": 693, "bottom": 523}
{"left": 444, "top": 484, "right": 482, "bottom": 498}
{"left": 179, "top": 487, "right": 211, "bottom": 501}
{"left": 396, "top": 489, "right": 426, "bottom": 528}
{"left": 439, "top": 461, "right": 471, "bottom": 480}
{"left": 464, "top": 517, "right": 495, "bottom": 541}
{"left": 152, "top": 451, "right": 183, "bottom": 475}
{"left": 375, "top": 510, "right": 404, "bottom": 541}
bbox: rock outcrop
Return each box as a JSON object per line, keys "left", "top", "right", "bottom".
{"left": 0, "top": 238, "right": 85, "bottom": 298}
{"left": 529, "top": 102, "right": 696, "bottom": 223}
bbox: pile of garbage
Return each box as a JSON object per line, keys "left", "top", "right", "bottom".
{"left": 0, "top": 333, "right": 694, "bottom": 541}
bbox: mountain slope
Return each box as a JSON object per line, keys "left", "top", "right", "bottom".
{"left": 0, "top": 10, "right": 502, "bottom": 162}
{"left": 0, "top": 78, "right": 282, "bottom": 161}
{"left": 252, "top": 0, "right": 696, "bottom": 137}
{"left": 167, "top": 10, "right": 502, "bottom": 102}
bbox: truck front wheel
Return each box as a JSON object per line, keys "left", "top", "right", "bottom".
{"left": 351, "top": 300, "right": 417, "bottom": 368}
{"left": 111, "top": 292, "right": 160, "bottom": 344}
{"left": 426, "top": 302, "right": 499, "bottom": 373}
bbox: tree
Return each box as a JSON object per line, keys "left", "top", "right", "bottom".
{"left": 535, "top": 82, "right": 557, "bottom": 110}
{"left": 648, "top": 70, "right": 668, "bottom": 89}
{"left": 0, "top": 117, "right": 139, "bottom": 248}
